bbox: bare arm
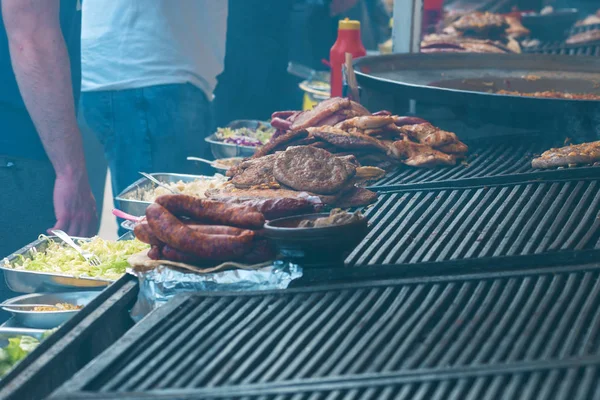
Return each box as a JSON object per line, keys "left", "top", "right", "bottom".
{"left": 2, "top": 0, "right": 98, "bottom": 236}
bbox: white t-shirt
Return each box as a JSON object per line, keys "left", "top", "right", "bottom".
{"left": 81, "top": 0, "right": 227, "bottom": 99}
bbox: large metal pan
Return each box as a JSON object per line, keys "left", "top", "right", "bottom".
{"left": 354, "top": 53, "right": 600, "bottom": 113}
{"left": 354, "top": 53, "right": 600, "bottom": 139}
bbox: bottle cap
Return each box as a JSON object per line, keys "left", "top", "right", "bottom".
{"left": 339, "top": 18, "right": 360, "bottom": 30}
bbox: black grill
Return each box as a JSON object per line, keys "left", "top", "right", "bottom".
{"left": 523, "top": 24, "right": 600, "bottom": 56}
{"left": 50, "top": 265, "right": 600, "bottom": 399}
{"left": 370, "top": 135, "right": 600, "bottom": 190}
{"left": 348, "top": 180, "right": 600, "bottom": 268}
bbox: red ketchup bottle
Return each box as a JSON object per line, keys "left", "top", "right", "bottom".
{"left": 329, "top": 18, "right": 366, "bottom": 98}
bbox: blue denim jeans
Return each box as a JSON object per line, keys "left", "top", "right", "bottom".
{"left": 80, "top": 83, "right": 213, "bottom": 228}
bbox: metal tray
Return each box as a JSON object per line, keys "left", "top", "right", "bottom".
{"left": 115, "top": 172, "right": 221, "bottom": 217}
{"left": 2, "top": 291, "right": 99, "bottom": 329}
{"left": 205, "top": 134, "right": 258, "bottom": 159}
{"left": 1, "top": 236, "right": 113, "bottom": 293}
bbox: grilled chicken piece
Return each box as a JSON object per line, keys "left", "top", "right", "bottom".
{"left": 335, "top": 186, "right": 378, "bottom": 208}
{"left": 334, "top": 116, "right": 396, "bottom": 130}
{"left": 566, "top": 30, "right": 600, "bottom": 45}
{"left": 505, "top": 15, "right": 530, "bottom": 38}
{"left": 437, "top": 142, "right": 469, "bottom": 155}
{"left": 399, "top": 123, "right": 461, "bottom": 149}
{"left": 450, "top": 12, "right": 508, "bottom": 38}
{"left": 307, "top": 126, "right": 389, "bottom": 152}
{"left": 387, "top": 139, "right": 457, "bottom": 167}
{"left": 290, "top": 97, "right": 351, "bottom": 130}
{"left": 421, "top": 36, "right": 514, "bottom": 54}
{"left": 532, "top": 141, "right": 600, "bottom": 169}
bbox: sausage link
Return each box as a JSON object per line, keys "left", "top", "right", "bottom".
{"left": 155, "top": 195, "right": 265, "bottom": 229}
{"left": 135, "top": 220, "right": 249, "bottom": 245}
{"left": 146, "top": 204, "right": 254, "bottom": 260}
{"left": 134, "top": 222, "right": 162, "bottom": 245}
{"left": 148, "top": 245, "right": 162, "bottom": 260}
{"left": 238, "top": 239, "right": 275, "bottom": 264}
{"left": 161, "top": 245, "right": 206, "bottom": 264}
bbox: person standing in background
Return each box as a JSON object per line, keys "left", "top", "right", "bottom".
{"left": 0, "top": 0, "right": 98, "bottom": 316}
{"left": 79, "top": 0, "right": 228, "bottom": 232}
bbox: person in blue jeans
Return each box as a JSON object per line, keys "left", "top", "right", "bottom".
{"left": 79, "top": 1, "right": 228, "bottom": 233}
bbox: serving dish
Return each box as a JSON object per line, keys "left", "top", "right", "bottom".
{"left": 2, "top": 291, "right": 98, "bottom": 329}
{"left": 205, "top": 134, "right": 258, "bottom": 159}
{"left": 115, "top": 173, "right": 220, "bottom": 217}
{"left": 263, "top": 213, "right": 369, "bottom": 268}
{"left": 206, "top": 119, "right": 273, "bottom": 159}
{"left": 1, "top": 236, "right": 113, "bottom": 293}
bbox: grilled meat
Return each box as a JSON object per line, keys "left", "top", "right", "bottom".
{"left": 273, "top": 146, "right": 354, "bottom": 195}
{"left": 387, "top": 138, "right": 457, "bottom": 167}
{"left": 230, "top": 154, "right": 279, "bottom": 189}
{"left": 532, "top": 141, "right": 600, "bottom": 169}
{"left": 566, "top": 30, "right": 600, "bottom": 45}
{"left": 334, "top": 115, "right": 396, "bottom": 130}
{"left": 307, "top": 126, "right": 389, "bottom": 152}
{"left": 504, "top": 15, "right": 530, "bottom": 38}
{"left": 252, "top": 129, "right": 308, "bottom": 159}
{"left": 290, "top": 97, "right": 351, "bottom": 130}
{"left": 421, "top": 36, "right": 514, "bottom": 54}
{"left": 496, "top": 90, "right": 600, "bottom": 100}
{"left": 335, "top": 187, "right": 378, "bottom": 208}
{"left": 399, "top": 123, "right": 463, "bottom": 149}
{"left": 437, "top": 142, "right": 469, "bottom": 155}
{"left": 450, "top": 12, "right": 508, "bottom": 38}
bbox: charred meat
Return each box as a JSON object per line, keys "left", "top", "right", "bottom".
{"left": 532, "top": 141, "right": 600, "bottom": 169}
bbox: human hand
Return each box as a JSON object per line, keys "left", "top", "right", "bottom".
{"left": 330, "top": 0, "right": 360, "bottom": 16}
{"left": 48, "top": 172, "right": 99, "bottom": 237}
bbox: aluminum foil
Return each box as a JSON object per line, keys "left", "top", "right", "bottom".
{"left": 129, "top": 261, "right": 302, "bottom": 321}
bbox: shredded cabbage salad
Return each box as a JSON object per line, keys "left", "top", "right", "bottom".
{"left": 0, "top": 336, "right": 39, "bottom": 377}
{"left": 8, "top": 236, "right": 149, "bottom": 281}
{"left": 0, "top": 330, "right": 56, "bottom": 378}
{"left": 215, "top": 125, "right": 275, "bottom": 147}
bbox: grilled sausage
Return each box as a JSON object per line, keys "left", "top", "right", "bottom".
{"left": 238, "top": 239, "right": 275, "bottom": 264}
{"left": 146, "top": 204, "right": 254, "bottom": 260}
{"left": 155, "top": 195, "right": 265, "bottom": 229}
{"left": 270, "top": 117, "right": 293, "bottom": 131}
{"left": 161, "top": 245, "right": 206, "bottom": 264}
{"left": 148, "top": 245, "right": 162, "bottom": 260}
{"left": 135, "top": 220, "right": 251, "bottom": 245}
{"left": 134, "top": 221, "right": 162, "bottom": 245}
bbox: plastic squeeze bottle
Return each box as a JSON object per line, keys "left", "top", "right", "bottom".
{"left": 329, "top": 18, "right": 366, "bottom": 98}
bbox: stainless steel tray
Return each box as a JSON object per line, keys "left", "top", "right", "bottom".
{"left": 115, "top": 172, "right": 220, "bottom": 217}
{"left": 1, "top": 236, "right": 113, "bottom": 293}
{"left": 205, "top": 134, "right": 258, "bottom": 159}
{"left": 2, "top": 291, "right": 99, "bottom": 329}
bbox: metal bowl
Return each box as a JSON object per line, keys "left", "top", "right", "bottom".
{"left": 263, "top": 213, "right": 369, "bottom": 268}
{"left": 205, "top": 134, "right": 258, "bottom": 159}
{"left": 2, "top": 291, "right": 99, "bottom": 329}
{"left": 206, "top": 119, "right": 272, "bottom": 159}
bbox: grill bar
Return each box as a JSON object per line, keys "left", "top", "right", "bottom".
{"left": 51, "top": 359, "right": 600, "bottom": 400}
{"left": 347, "top": 180, "right": 600, "bottom": 269}
{"left": 51, "top": 264, "right": 600, "bottom": 398}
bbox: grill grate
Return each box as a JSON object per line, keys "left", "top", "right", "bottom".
{"left": 51, "top": 265, "right": 600, "bottom": 398}
{"left": 370, "top": 135, "right": 600, "bottom": 190}
{"left": 51, "top": 362, "right": 600, "bottom": 400}
{"left": 523, "top": 25, "right": 600, "bottom": 56}
{"left": 349, "top": 180, "right": 600, "bottom": 267}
